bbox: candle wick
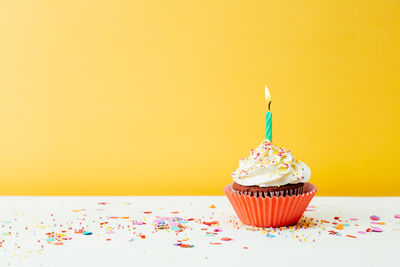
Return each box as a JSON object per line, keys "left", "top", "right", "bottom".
{"left": 268, "top": 101, "right": 271, "bottom": 111}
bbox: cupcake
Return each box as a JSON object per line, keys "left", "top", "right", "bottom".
{"left": 224, "top": 139, "right": 317, "bottom": 228}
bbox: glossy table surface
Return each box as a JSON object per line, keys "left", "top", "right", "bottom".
{"left": 0, "top": 196, "right": 399, "bottom": 267}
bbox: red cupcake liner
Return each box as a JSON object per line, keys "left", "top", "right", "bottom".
{"left": 224, "top": 182, "right": 318, "bottom": 228}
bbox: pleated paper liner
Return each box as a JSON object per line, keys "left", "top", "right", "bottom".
{"left": 224, "top": 182, "right": 318, "bottom": 228}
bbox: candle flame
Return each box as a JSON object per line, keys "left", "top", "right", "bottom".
{"left": 265, "top": 86, "right": 271, "bottom": 111}
{"left": 265, "top": 85, "right": 271, "bottom": 103}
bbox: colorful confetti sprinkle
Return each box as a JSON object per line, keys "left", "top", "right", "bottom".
{"left": 370, "top": 215, "right": 380, "bottom": 221}
{"left": 335, "top": 224, "right": 344, "bottom": 230}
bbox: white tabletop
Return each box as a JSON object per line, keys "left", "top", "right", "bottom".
{"left": 0, "top": 196, "right": 399, "bottom": 267}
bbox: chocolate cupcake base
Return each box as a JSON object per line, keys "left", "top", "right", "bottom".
{"left": 224, "top": 183, "right": 318, "bottom": 227}
{"left": 233, "top": 182, "right": 304, "bottom": 198}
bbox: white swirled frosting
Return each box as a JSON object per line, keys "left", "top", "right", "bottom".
{"left": 231, "top": 140, "right": 311, "bottom": 187}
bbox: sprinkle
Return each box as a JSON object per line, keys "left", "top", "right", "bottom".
{"left": 203, "top": 221, "right": 219, "bottom": 226}
{"left": 335, "top": 224, "right": 344, "bottom": 230}
{"left": 370, "top": 215, "right": 380, "bottom": 221}
{"left": 209, "top": 205, "right": 216, "bottom": 209}
{"left": 82, "top": 231, "right": 92, "bottom": 235}
{"left": 371, "top": 227, "right": 383, "bottom": 232}
{"left": 243, "top": 246, "right": 248, "bottom": 249}
{"left": 209, "top": 242, "right": 222, "bottom": 245}
{"left": 346, "top": 235, "right": 357, "bottom": 238}
{"left": 394, "top": 214, "right": 400, "bottom": 219}
{"left": 143, "top": 211, "right": 152, "bottom": 214}
{"left": 221, "top": 237, "right": 233, "bottom": 241}
{"left": 170, "top": 226, "right": 181, "bottom": 231}
{"left": 328, "top": 230, "right": 340, "bottom": 236}
{"left": 179, "top": 244, "right": 194, "bottom": 248}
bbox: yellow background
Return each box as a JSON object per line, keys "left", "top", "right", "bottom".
{"left": 0, "top": 1, "right": 399, "bottom": 196}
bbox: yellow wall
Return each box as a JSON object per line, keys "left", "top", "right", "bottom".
{"left": 0, "top": 1, "right": 399, "bottom": 196}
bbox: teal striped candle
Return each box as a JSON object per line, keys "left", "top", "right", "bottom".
{"left": 265, "top": 85, "right": 272, "bottom": 142}
{"left": 266, "top": 111, "right": 272, "bottom": 142}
